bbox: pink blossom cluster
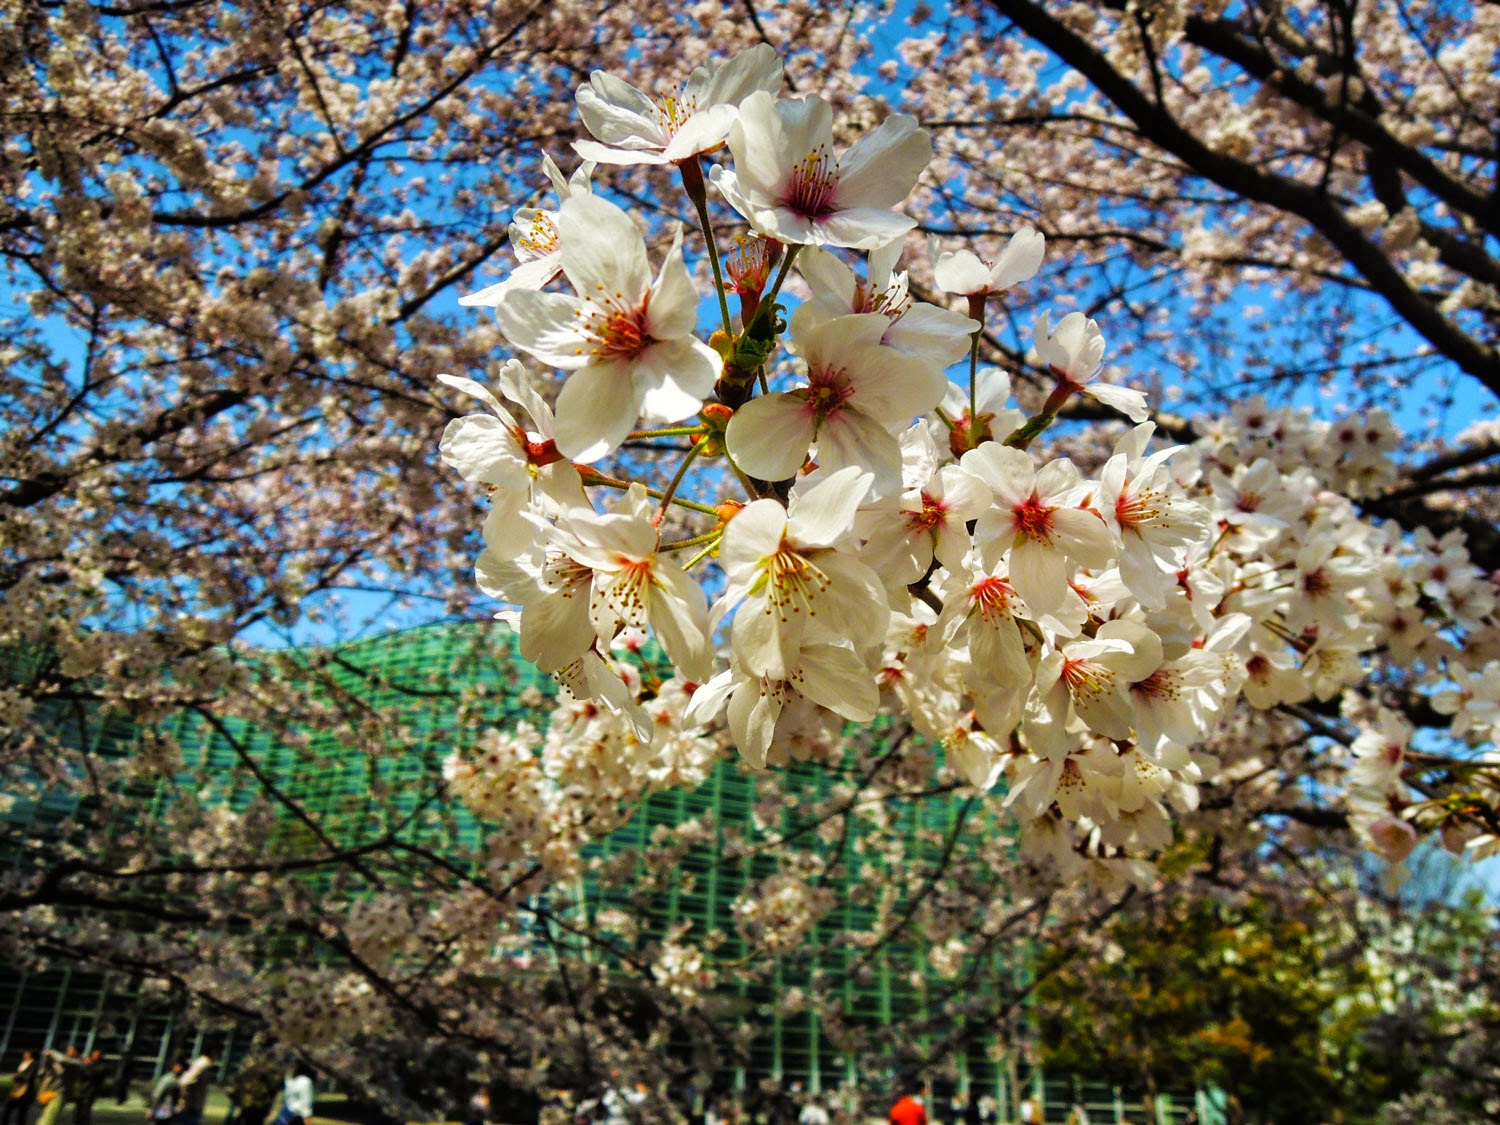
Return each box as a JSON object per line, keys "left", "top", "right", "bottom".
{"left": 439, "top": 47, "right": 1498, "bottom": 883}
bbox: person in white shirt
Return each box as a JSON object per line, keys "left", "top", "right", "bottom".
{"left": 275, "top": 1066, "right": 314, "bottom": 1125}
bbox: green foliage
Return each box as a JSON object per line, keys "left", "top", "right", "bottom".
{"left": 1034, "top": 894, "right": 1392, "bottom": 1124}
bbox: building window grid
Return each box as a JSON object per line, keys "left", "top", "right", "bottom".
{"left": 7, "top": 623, "right": 1013, "bottom": 1091}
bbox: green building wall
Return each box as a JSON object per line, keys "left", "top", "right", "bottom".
{"left": 2, "top": 623, "right": 1149, "bottom": 1116}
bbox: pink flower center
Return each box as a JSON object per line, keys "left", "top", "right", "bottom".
{"left": 1115, "top": 487, "right": 1161, "bottom": 532}
{"left": 581, "top": 298, "right": 651, "bottom": 360}
{"left": 805, "top": 366, "right": 854, "bottom": 418}
{"left": 727, "top": 235, "right": 778, "bottom": 295}
{"left": 1060, "top": 656, "right": 1114, "bottom": 702}
{"left": 969, "top": 575, "right": 1018, "bottom": 624}
{"left": 783, "top": 147, "right": 839, "bottom": 219}
{"left": 1012, "top": 495, "right": 1054, "bottom": 543}
{"left": 1130, "top": 668, "right": 1178, "bottom": 703}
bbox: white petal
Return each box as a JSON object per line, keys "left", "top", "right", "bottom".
{"left": 458, "top": 254, "right": 561, "bottom": 306}
{"left": 519, "top": 590, "right": 594, "bottom": 672}
{"left": 1087, "top": 383, "right": 1150, "bottom": 423}
{"left": 699, "top": 44, "right": 783, "bottom": 106}
{"left": 814, "top": 208, "right": 917, "bottom": 251}
{"left": 576, "top": 72, "right": 663, "bottom": 147}
{"left": 987, "top": 228, "right": 1045, "bottom": 291}
{"left": 645, "top": 225, "right": 700, "bottom": 339}
{"left": 786, "top": 465, "right": 873, "bottom": 548}
{"left": 1051, "top": 507, "right": 1115, "bottom": 569}
{"left": 649, "top": 559, "right": 715, "bottom": 682}
{"left": 681, "top": 669, "right": 736, "bottom": 728}
{"left": 727, "top": 393, "right": 816, "bottom": 481}
{"left": 812, "top": 409, "right": 905, "bottom": 497}
{"left": 884, "top": 303, "right": 979, "bottom": 367}
{"left": 557, "top": 194, "right": 650, "bottom": 300}
{"left": 437, "top": 372, "right": 514, "bottom": 422}
{"left": 635, "top": 338, "right": 719, "bottom": 424}
{"left": 439, "top": 415, "right": 523, "bottom": 485}
{"left": 932, "top": 249, "right": 992, "bottom": 295}
{"left": 572, "top": 139, "right": 671, "bottom": 167}
{"left": 492, "top": 290, "right": 590, "bottom": 369}
{"left": 552, "top": 361, "right": 646, "bottom": 463}
{"left": 834, "top": 115, "right": 931, "bottom": 209}
{"left": 796, "top": 644, "right": 878, "bottom": 720}
{"left": 727, "top": 679, "right": 777, "bottom": 769}
{"left": 797, "top": 247, "right": 860, "bottom": 312}
{"left": 1009, "top": 537, "right": 1068, "bottom": 615}
{"left": 727, "top": 91, "right": 800, "bottom": 200}
{"left": 718, "top": 500, "right": 788, "bottom": 580}
{"left": 661, "top": 105, "right": 739, "bottom": 161}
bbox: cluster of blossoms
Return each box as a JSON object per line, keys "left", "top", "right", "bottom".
{"left": 443, "top": 690, "right": 723, "bottom": 881}
{"left": 264, "top": 965, "right": 390, "bottom": 1047}
{"left": 732, "top": 872, "right": 835, "bottom": 955}
{"left": 439, "top": 47, "right": 1498, "bottom": 883}
{"left": 651, "top": 934, "right": 716, "bottom": 1003}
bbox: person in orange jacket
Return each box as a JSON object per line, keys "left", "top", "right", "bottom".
{"left": 889, "top": 1094, "right": 927, "bottom": 1125}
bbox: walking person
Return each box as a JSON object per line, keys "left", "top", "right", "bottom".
{"left": 174, "top": 1057, "right": 213, "bottom": 1125}
{"left": 149, "top": 1062, "right": 183, "bottom": 1125}
{"left": 273, "top": 1064, "right": 314, "bottom": 1125}
{"left": 2, "top": 1051, "right": 39, "bottom": 1125}
{"left": 71, "top": 1053, "right": 105, "bottom": 1125}
{"left": 30, "top": 1052, "right": 65, "bottom": 1125}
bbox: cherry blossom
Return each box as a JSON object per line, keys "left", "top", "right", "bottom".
{"left": 573, "top": 44, "right": 782, "bottom": 166}
{"left": 725, "top": 306, "right": 949, "bottom": 491}
{"left": 930, "top": 227, "right": 1046, "bottom": 297}
{"left": 960, "top": 443, "right": 1114, "bottom": 614}
{"left": 714, "top": 467, "right": 887, "bottom": 681}
{"left": 713, "top": 92, "right": 932, "bottom": 250}
{"left": 493, "top": 194, "right": 720, "bottom": 462}
{"left": 459, "top": 156, "right": 594, "bottom": 308}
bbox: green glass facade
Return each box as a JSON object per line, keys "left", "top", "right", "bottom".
{"left": 2, "top": 624, "right": 1195, "bottom": 1120}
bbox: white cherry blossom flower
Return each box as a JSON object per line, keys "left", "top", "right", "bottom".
{"left": 725, "top": 306, "right": 949, "bottom": 493}
{"left": 573, "top": 45, "right": 782, "bottom": 166}
{"left": 930, "top": 227, "right": 1045, "bottom": 296}
{"left": 961, "top": 444, "right": 1114, "bottom": 614}
{"left": 798, "top": 242, "right": 977, "bottom": 368}
{"left": 459, "top": 156, "right": 593, "bottom": 308}
{"left": 1349, "top": 708, "right": 1412, "bottom": 795}
{"left": 1032, "top": 312, "right": 1147, "bottom": 422}
{"left": 494, "top": 194, "right": 720, "bottom": 462}
{"left": 1030, "top": 619, "right": 1164, "bottom": 749}
{"left": 552, "top": 484, "right": 715, "bottom": 681}
{"left": 943, "top": 720, "right": 1004, "bottom": 791}
{"left": 685, "top": 642, "right": 877, "bottom": 769}
{"left": 858, "top": 456, "right": 991, "bottom": 585}
{"left": 933, "top": 366, "right": 1025, "bottom": 454}
{"left": 713, "top": 92, "right": 932, "bottom": 250}
{"left": 714, "top": 467, "right": 887, "bottom": 680}
{"left": 437, "top": 361, "right": 585, "bottom": 560}
{"left": 1097, "top": 423, "right": 1212, "bottom": 609}
{"left": 933, "top": 556, "right": 1034, "bottom": 699}
{"left": 475, "top": 548, "right": 594, "bottom": 674}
